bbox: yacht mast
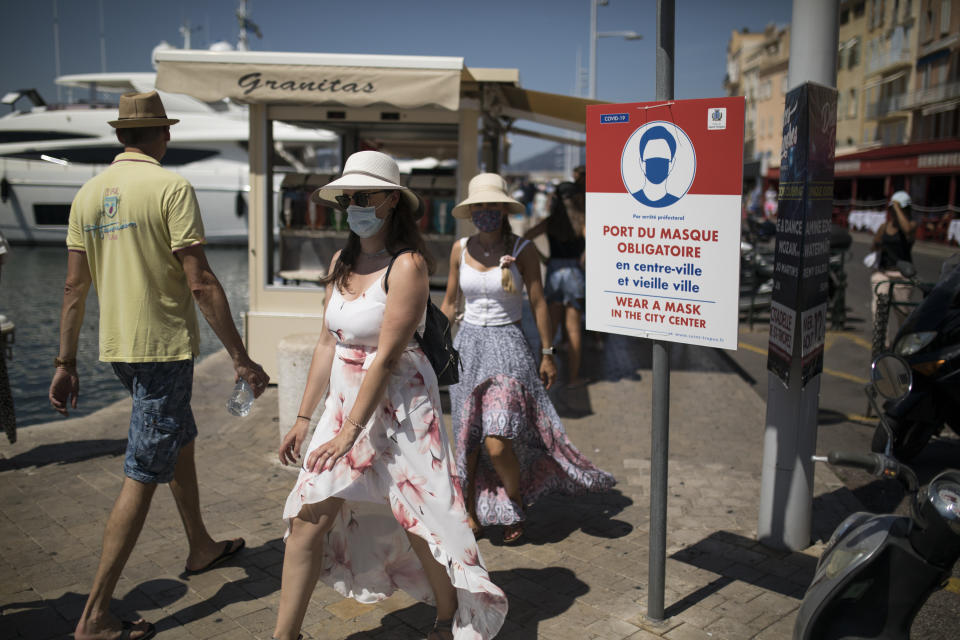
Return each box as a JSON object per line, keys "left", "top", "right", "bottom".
{"left": 236, "top": 0, "right": 261, "bottom": 51}
{"left": 99, "top": 0, "right": 106, "bottom": 72}
{"left": 237, "top": 0, "right": 249, "bottom": 51}
{"left": 179, "top": 19, "right": 201, "bottom": 50}
{"left": 52, "top": 0, "right": 62, "bottom": 102}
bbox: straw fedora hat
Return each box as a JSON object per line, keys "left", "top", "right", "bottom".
{"left": 108, "top": 90, "right": 179, "bottom": 128}
{"left": 452, "top": 173, "right": 525, "bottom": 219}
{"left": 312, "top": 150, "right": 422, "bottom": 219}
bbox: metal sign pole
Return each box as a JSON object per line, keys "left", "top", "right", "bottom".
{"left": 647, "top": 0, "right": 674, "bottom": 624}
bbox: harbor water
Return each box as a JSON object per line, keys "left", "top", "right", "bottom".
{"left": 0, "top": 245, "right": 249, "bottom": 427}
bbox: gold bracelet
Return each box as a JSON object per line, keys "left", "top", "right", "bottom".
{"left": 344, "top": 415, "right": 364, "bottom": 430}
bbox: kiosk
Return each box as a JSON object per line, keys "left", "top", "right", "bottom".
{"left": 155, "top": 49, "right": 599, "bottom": 377}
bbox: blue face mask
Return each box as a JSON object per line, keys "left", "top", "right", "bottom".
{"left": 471, "top": 208, "right": 503, "bottom": 233}
{"left": 346, "top": 205, "right": 385, "bottom": 238}
{"left": 644, "top": 157, "right": 670, "bottom": 184}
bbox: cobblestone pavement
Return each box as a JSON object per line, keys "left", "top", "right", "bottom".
{"left": 0, "top": 339, "right": 858, "bottom": 639}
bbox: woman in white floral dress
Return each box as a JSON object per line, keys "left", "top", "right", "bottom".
{"left": 273, "top": 152, "right": 506, "bottom": 640}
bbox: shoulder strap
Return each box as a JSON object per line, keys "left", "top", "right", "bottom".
{"left": 512, "top": 236, "right": 530, "bottom": 257}
{"left": 384, "top": 249, "right": 416, "bottom": 294}
{"left": 459, "top": 237, "right": 468, "bottom": 265}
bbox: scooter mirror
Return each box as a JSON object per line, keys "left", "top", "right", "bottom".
{"left": 871, "top": 354, "right": 912, "bottom": 401}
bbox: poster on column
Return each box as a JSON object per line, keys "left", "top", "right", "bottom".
{"left": 766, "top": 82, "right": 837, "bottom": 387}
{"left": 585, "top": 97, "right": 745, "bottom": 349}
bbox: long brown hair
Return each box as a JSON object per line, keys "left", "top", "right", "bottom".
{"left": 321, "top": 195, "right": 435, "bottom": 293}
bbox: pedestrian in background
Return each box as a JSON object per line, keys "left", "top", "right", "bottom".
{"left": 274, "top": 151, "right": 506, "bottom": 640}
{"left": 870, "top": 190, "right": 917, "bottom": 345}
{"left": 49, "top": 91, "right": 269, "bottom": 640}
{"left": 440, "top": 173, "right": 614, "bottom": 545}
{"left": 525, "top": 165, "right": 588, "bottom": 387}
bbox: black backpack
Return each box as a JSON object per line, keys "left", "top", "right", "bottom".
{"left": 385, "top": 250, "right": 461, "bottom": 385}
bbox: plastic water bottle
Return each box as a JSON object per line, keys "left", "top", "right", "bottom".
{"left": 226, "top": 379, "right": 254, "bottom": 417}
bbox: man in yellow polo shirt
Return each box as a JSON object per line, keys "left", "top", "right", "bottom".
{"left": 49, "top": 91, "right": 270, "bottom": 640}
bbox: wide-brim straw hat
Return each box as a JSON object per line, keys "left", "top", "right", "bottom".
{"left": 452, "top": 173, "right": 526, "bottom": 219}
{"left": 108, "top": 90, "right": 180, "bottom": 128}
{"left": 312, "top": 150, "right": 422, "bottom": 219}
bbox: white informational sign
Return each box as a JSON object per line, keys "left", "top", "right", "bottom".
{"left": 585, "top": 98, "right": 745, "bottom": 349}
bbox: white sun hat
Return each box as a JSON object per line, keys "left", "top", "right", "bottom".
{"left": 452, "top": 173, "right": 527, "bottom": 219}
{"left": 312, "top": 150, "right": 422, "bottom": 218}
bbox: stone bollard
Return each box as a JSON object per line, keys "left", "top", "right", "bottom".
{"left": 277, "top": 333, "right": 323, "bottom": 453}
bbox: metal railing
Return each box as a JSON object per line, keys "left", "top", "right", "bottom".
{"left": 866, "top": 92, "right": 910, "bottom": 118}
{"left": 905, "top": 80, "right": 960, "bottom": 108}
{"left": 865, "top": 81, "right": 960, "bottom": 118}
{"left": 871, "top": 278, "right": 927, "bottom": 360}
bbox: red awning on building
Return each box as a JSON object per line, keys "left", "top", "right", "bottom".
{"left": 833, "top": 139, "right": 960, "bottom": 177}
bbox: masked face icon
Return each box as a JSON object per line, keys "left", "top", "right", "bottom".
{"left": 640, "top": 138, "right": 673, "bottom": 185}
{"left": 623, "top": 122, "right": 693, "bottom": 209}
{"left": 644, "top": 158, "right": 670, "bottom": 184}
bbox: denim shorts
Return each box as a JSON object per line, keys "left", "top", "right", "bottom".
{"left": 544, "top": 258, "right": 586, "bottom": 310}
{"left": 112, "top": 360, "right": 197, "bottom": 484}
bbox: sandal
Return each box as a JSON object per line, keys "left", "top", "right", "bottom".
{"left": 119, "top": 619, "right": 156, "bottom": 640}
{"left": 427, "top": 618, "right": 454, "bottom": 640}
{"left": 503, "top": 522, "right": 524, "bottom": 544}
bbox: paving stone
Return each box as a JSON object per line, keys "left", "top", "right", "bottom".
{"left": 583, "top": 616, "right": 642, "bottom": 639}
{"left": 326, "top": 596, "right": 377, "bottom": 621}
{"left": 625, "top": 630, "right": 668, "bottom": 640}
{"left": 706, "top": 613, "right": 762, "bottom": 639}
{"left": 663, "top": 621, "right": 719, "bottom": 640}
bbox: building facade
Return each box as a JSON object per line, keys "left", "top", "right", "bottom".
{"left": 725, "top": 1, "right": 959, "bottom": 223}
{"left": 837, "top": 1, "right": 870, "bottom": 151}
{"left": 862, "top": 0, "right": 921, "bottom": 147}
{"left": 911, "top": 0, "right": 960, "bottom": 144}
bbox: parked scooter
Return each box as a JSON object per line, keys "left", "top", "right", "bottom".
{"left": 794, "top": 354, "right": 960, "bottom": 639}
{"left": 740, "top": 215, "right": 776, "bottom": 316}
{"left": 739, "top": 218, "right": 851, "bottom": 329}
{"left": 870, "top": 258, "right": 960, "bottom": 461}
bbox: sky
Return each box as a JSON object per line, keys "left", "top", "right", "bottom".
{"left": 0, "top": 0, "right": 793, "bottom": 163}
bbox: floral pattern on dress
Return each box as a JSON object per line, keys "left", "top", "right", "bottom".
{"left": 283, "top": 343, "right": 507, "bottom": 639}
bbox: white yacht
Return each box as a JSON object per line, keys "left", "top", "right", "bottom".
{"left": 0, "top": 72, "right": 337, "bottom": 244}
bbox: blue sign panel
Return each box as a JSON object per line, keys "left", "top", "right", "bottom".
{"left": 600, "top": 113, "right": 630, "bottom": 124}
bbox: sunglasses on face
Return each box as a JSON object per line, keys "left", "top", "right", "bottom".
{"left": 335, "top": 190, "right": 390, "bottom": 209}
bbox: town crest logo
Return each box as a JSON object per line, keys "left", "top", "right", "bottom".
{"left": 103, "top": 195, "right": 119, "bottom": 218}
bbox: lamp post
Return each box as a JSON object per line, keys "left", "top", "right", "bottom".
{"left": 589, "top": 0, "right": 642, "bottom": 99}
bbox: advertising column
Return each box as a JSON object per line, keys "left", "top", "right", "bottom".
{"left": 766, "top": 83, "right": 838, "bottom": 386}
{"left": 585, "top": 98, "right": 745, "bottom": 348}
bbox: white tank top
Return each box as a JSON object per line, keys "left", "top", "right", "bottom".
{"left": 459, "top": 236, "right": 529, "bottom": 326}
{"left": 324, "top": 268, "right": 426, "bottom": 347}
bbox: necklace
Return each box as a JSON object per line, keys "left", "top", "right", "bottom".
{"left": 475, "top": 238, "right": 498, "bottom": 257}
{"left": 360, "top": 247, "right": 388, "bottom": 258}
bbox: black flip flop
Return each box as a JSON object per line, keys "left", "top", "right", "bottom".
{"left": 503, "top": 523, "right": 524, "bottom": 545}
{"left": 182, "top": 538, "right": 245, "bottom": 576}
{"left": 120, "top": 619, "right": 156, "bottom": 640}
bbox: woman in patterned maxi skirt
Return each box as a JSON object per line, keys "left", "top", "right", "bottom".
{"left": 440, "top": 174, "right": 615, "bottom": 545}
{"left": 274, "top": 152, "right": 506, "bottom": 640}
